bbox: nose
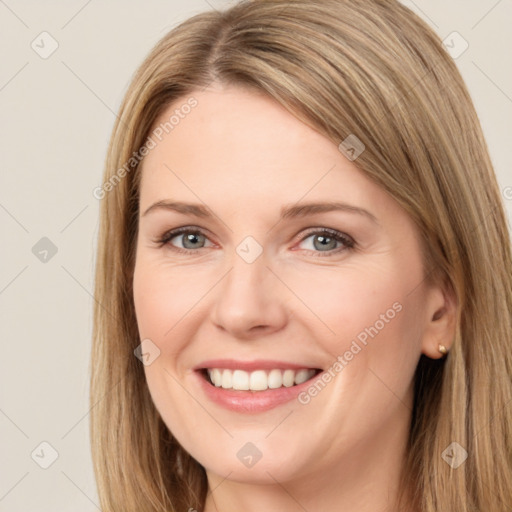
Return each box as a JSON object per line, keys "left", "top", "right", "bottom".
{"left": 209, "top": 251, "right": 289, "bottom": 340}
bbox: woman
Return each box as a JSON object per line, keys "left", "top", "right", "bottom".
{"left": 90, "top": 0, "right": 512, "bottom": 510}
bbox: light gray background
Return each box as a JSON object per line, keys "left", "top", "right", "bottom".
{"left": 1, "top": 1, "right": 511, "bottom": 510}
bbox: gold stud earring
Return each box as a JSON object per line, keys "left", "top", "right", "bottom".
{"left": 438, "top": 344, "right": 448, "bottom": 356}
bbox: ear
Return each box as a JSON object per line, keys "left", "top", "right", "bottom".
{"left": 420, "top": 279, "right": 457, "bottom": 359}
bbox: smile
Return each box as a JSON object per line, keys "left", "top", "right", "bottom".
{"left": 193, "top": 360, "right": 324, "bottom": 413}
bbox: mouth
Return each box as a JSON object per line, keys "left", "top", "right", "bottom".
{"left": 192, "top": 359, "right": 325, "bottom": 413}
{"left": 199, "top": 367, "right": 323, "bottom": 391}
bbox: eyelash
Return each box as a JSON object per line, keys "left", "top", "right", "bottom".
{"left": 155, "top": 226, "right": 356, "bottom": 257}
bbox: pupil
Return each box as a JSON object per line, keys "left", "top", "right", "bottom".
{"left": 314, "top": 234, "right": 336, "bottom": 251}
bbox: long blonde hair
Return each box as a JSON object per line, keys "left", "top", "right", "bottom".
{"left": 90, "top": 1, "right": 512, "bottom": 510}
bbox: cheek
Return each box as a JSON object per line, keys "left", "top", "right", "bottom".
{"left": 284, "top": 261, "right": 420, "bottom": 348}
{"left": 132, "top": 260, "right": 207, "bottom": 443}
{"left": 296, "top": 271, "right": 422, "bottom": 455}
{"left": 285, "top": 261, "right": 424, "bottom": 408}
{"left": 132, "top": 258, "right": 212, "bottom": 347}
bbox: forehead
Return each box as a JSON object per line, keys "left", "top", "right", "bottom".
{"left": 139, "top": 86, "right": 386, "bottom": 217}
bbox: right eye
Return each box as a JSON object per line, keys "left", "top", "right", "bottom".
{"left": 156, "top": 227, "right": 215, "bottom": 253}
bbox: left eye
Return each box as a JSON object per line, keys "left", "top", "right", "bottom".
{"left": 297, "top": 229, "right": 354, "bottom": 254}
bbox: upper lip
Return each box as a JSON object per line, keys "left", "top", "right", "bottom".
{"left": 193, "top": 359, "right": 322, "bottom": 372}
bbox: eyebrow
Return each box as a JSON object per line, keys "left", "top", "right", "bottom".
{"left": 142, "top": 200, "right": 378, "bottom": 224}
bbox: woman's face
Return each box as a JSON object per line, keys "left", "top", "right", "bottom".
{"left": 133, "top": 85, "right": 447, "bottom": 487}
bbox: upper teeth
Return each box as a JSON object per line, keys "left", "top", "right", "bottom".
{"left": 207, "top": 368, "right": 316, "bottom": 391}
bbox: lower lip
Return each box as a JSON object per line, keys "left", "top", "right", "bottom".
{"left": 194, "top": 370, "right": 320, "bottom": 413}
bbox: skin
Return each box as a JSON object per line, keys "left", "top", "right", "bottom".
{"left": 132, "top": 84, "right": 455, "bottom": 512}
